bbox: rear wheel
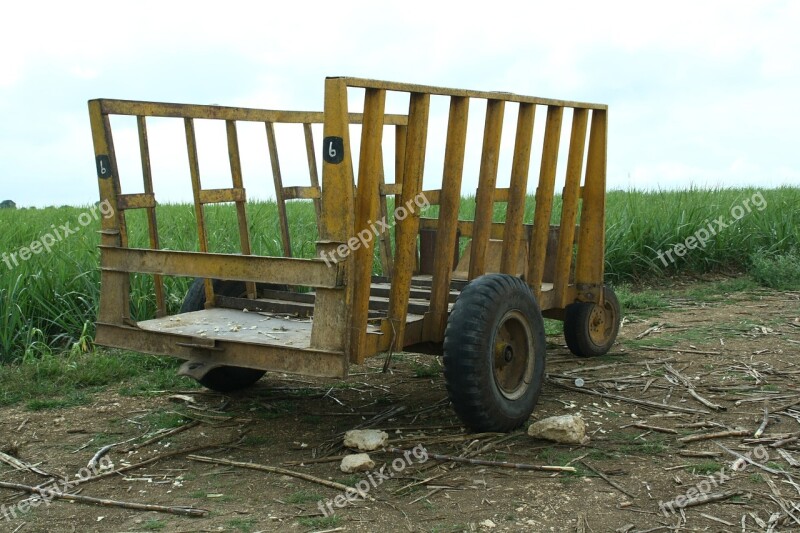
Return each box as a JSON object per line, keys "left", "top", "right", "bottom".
{"left": 443, "top": 274, "right": 546, "bottom": 432}
{"left": 563, "top": 286, "right": 620, "bottom": 357}
{"left": 180, "top": 279, "right": 266, "bottom": 392}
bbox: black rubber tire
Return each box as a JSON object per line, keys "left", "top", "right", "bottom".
{"left": 180, "top": 278, "right": 266, "bottom": 392}
{"left": 563, "top": 286, "right": 621, "bottom": 358}
{"left": 443, "top": 274, "right": 546, "bottom": 432}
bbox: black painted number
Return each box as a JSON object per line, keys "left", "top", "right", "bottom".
{"left": 96, "top": 155, "right": 112, "bottom": 179}
{"left": 323, "top": 137, "right": 344, "bottom": 164}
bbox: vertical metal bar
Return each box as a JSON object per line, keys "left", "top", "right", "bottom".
{"left": 388, "top": 93, "right": 430, "bottom": 349}
{"left": 553, "top": 108, "right": 589, "bottom": 307}
{"left": 265, "top": 122, "right": 293, "bottom": 257}
{"left": 89, "top": 100, "right": 130, "bottom": 323}
{"left": 527, "top": 106, "right": 564, "bottom": 299}
{"left": 428, "top": 96, "right": 469, "bottom": 341}
{"left": 303, "top": 123, "right": 323, "bottom": 223}
{"left": 184, "top": 117, "right": 214, "bottom": 307}
{"left": 575, "top": 109, "right": 608, "bottom": 301}
{"left": 468, "top": 99, "right": 505, "bottom": 280}
{"left": 226, "top": 119, "right": 256, "bottom": 299}
{"left": 310, "top": 78, "right": 355, "bottom": 357}
{"left": 136, "top": 116, "right": 166, "bottom": 317}
{"left": 350, "top": 88, "right": 386, "bottom": 362}
{"left": 500, "top": 103, "right": 536, "bottom": 275}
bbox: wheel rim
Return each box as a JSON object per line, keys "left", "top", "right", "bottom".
{"left": 492, "top": 310, "right": 536, "bottom": 401}
{"left": 587, "top": 297, "right": 618, "bottom": 347}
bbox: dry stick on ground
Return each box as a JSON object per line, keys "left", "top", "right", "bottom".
{"left": 777, "top": 449, "right": 800, "bottom": 467}
{"left": 385, "top": 447, "right": 575, "bottom": 473}
{"left": 187, "top": 455, "right": 376, "bottom": 500}
{"left": 664, "top": 363, "right": 725, "bottom": 411}
{"left": 714, "top": 443, "right": 784, "bottom": 475}
{"left": 659, "top": 489, "right": 743, "bottom": 513}
{"left": 579, "top": 461, "right": 636, "bottom": 498}
{"left": 561, "top": 357, "right": 676, "bottom": 375}
{"left": 638, "top": 345, "right": 720, "bottom": 355}
{"left": 622, "top": 423, "right": 678, "bottom": 435}
{"left": 678, "top": 450, "right": 722, "bottom": 458}
{"left": 282, "top": 455, "right": 349, "bottom": 467}
{"left": 70, "top": 439, "right": 239, "bottom": 489}
{"left": 548, "top": 380, "right": 711, "bottom": 415}
{"left": 678, "top": 429, "right": 749, "bottom": 444}
{"left": 0, "top": 451, "right": 62, "bottom": 480}
{"left": 0, "top": 480, "right": 207, "bottom": 517}
{"left": 755, "top": 407, "right": 770, "bottom": 439}
{"left": 771, "top": 433, "right": 800, "bottom": 448}
{"left": 123, "top": 419, "right": 202, "bottom": 453}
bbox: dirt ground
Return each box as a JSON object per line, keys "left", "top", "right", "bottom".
{"left": 1, "top": 278, "right": 799, "bottom": 533}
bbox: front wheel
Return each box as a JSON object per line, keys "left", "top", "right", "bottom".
{"left": 563, "top": 286, "right": 621, "bottom": 357}
{"left": 443, "top": 274, "right": 546, "bottom": 432}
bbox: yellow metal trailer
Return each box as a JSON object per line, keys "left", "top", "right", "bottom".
{"left": 89, "top": 77, "right": 620, "bottom": 432}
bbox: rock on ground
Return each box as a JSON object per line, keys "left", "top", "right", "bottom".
{"left": 527, "top": 414, "right": 589, "bottom": 444}
{"left": 343, "top": 429, "right": 389, "bottom": 451}
{"left": 340, "top": 453, "right": 375, "bottom": 473}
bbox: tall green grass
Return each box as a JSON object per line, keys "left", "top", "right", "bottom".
{"left": 0, "top": 187, "right": 797, "bottom": 363}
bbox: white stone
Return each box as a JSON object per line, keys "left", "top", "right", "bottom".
{"left": 527, "top": 414, "right": 589, "bottom": 444}
{"left": 343, "top": 429, "right": 389, "bottom": 451}
{"left": 340, "top": 453, "right": 375, "bottom": 473}
{"left": 480, "top": 519, "right": 497, "bottom": 529}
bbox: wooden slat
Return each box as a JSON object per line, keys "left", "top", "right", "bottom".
{"left": 428, "top": 96, "right": 469, "bottom": 340}
{"left": 527, "top": 106, "right": 563, "bottom": 299}
{"left": 575, "top": 109, "right": 608, "bottom": 297}
{"left": 380, "top": 183, "right": 403, "bottom": 196}
{"left": 419, "top": 218, "right": 513, "bottom": 241}
{"left": 89, "top": 100, "right": 131, "bottom": 324}
{"left": 183, "top": 117, "right": 214, "bottom": 306}
{"left": 225, "top": 120, "right": 256, "bottom": 299}
{"left": 469, "top": 99, "right": 505, "bottom": 280}
{"left": 198, "top": 188, "right": 246, "bottom": 204}
{"left": 388, "top": 93, "right": 430, "bottom": 349}
{"left": 97, "top": 99, "right": 408, "bottom": 125}
{"left": 338, "top": 78, "right": 608, "bottom": 110}
{"left": 311, "top": 78, "right": 356, "bottom": 354}
{"left": 116, "top": 193, "right": 156, "bottom": 210}
{"left": 351, "top": 88, "right": 386, "bottom": 363}
{"left": 265, "top": 122, "right": 292, "bottom": 257}
{"left": 136, "top": 116, "right": 166, "bottom": 317}
{"left": 420, "top": 189, "right": 441, "bottom": 205}
{"left": 553, "top": 108, "right": 589, "bottom": 307}
{"left": 100, "top": 247, "right": 344, "bottom": 288}
{"left": 96, "top": 323, "right": 347, "bottom": 378}
{"left": 282, "top": 186, "right": 321, "bottom": 200}
{"left": 493, "top": 188, "right": 510, "bottom": 203}
{"left": 302, "top": 123, "right": 323, "bottom": 222}
{"left": 501, "top": 103, "right": 536, "bottom": 274}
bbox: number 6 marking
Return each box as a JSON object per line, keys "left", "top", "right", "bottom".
{"left": 322, "top": 137, "right": 344, "bottom": 164}
{"left": 96, "top": 155, "right": 112, "bottom": 179}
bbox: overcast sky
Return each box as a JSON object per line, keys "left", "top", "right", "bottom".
{"left": 1, "top": 0, "right": 798, "bottom": 207}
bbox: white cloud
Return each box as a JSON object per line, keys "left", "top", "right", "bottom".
{"left": 1, "top": 0, "right": 798, "bottom": 207}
